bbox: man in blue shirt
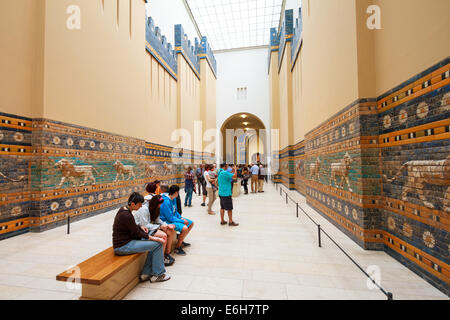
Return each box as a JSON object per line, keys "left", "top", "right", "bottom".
{"left": 160, "top": 185, "right": 194, "bottom": 255}
{"left": 250, "top": 163, "right": 260, "bottom": 193}
{"left": 218, "top": 164, "right": 239, "bottom": 227}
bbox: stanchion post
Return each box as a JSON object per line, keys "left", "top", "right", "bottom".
{"left": 318, "top": 224, "right": 322, "bottom": 248}
{"left": 286, "top": 193, "right": 288, "bottom": 204}
{"left": 296, "top": 203, "right": 299, "bottom": 218}
{"left": 67, "top": 214, "right": 70, "bottom": 235}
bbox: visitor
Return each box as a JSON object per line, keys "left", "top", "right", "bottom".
{"left": 258, "top": 164, "right": 265, "bottom": 193}
{"left": 218, "top": 164, "right": 239, "bottom": 226}
{"left": 184, "top": 167, "right": 196, "bottom": 207}
{"left": 250, "top": 163, "right": 259, "bottom": 193}
{"left": 148, "top": 195, "right": 177, "bottom": 265}
{"left": 113, "top": 192, "right": 170, "bottom": 283}
{"left": 196, "top": 164, "right": 207, "bottom": 207}
{"left": 160, "top": 185, "right": 194, "bottom": 255}
{"left": 242, "top": 166, "right": 250, "bottom": 195}
{"left": 132, "top": 192, "right": 175, "bottom": 266}
{"left": 204, "top": 164, "right": 217, "bottom": 215}
{"left": 145, "top": 182, "right": 158, "bottom": 200}
{"left": 154, "top": 180, "right": 162, "bottom": 195}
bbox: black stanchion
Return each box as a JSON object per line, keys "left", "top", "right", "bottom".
{"left": 286, "top": 193, "right": 288, "bottom": 204}
{"left": 318, "top": 224, "right": 322, "bottom": 248}
{"left": 296, "top": 203, "right": 299, "bottom": 218}
{"left": 67, "top": 215, "right": 70, "bottom": 235}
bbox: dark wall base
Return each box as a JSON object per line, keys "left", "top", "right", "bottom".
{"left": 384, "top": 246, "right": 450, "bottom": 297}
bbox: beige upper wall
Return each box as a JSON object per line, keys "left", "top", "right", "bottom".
{"left": 200, "top": 59, "right": 217, "bottom": 151}
{"left": 292, "top": 50, "right": 304, "bottom": 142}
{"left": 269, "top": 53, "right": 280, "bottom": 152}
{"left": 42, "top": 0, "right": 157, "bottom": 142}
{"left": 373, "top": 0, "right": 450, "bottom": 96}
{"left": 0, "top": 0, "right": 45, "bottom": 118}
{"left": 300, "top": 0, "right": 359, "bottom": 135}
{"left": 279, "top": 43, "right": 294, "bottom": 149}
{"left": 177, "top": 55, "right": 201, "bottom": 149}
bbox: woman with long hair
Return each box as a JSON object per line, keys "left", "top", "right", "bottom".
{"left": 148, "top": 195, "right": 177, "bottom": 263}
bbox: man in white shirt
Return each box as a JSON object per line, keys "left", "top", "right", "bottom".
{"left": 250, "top": 163, "right": 259, "bottom": 193}
{"left": 204, "top": 164, "right": 217, "bottom": 215}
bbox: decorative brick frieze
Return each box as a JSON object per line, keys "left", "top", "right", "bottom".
{"left": 0, "top": 116, "right": 206, "bottom": 239}
{"left": 279, "top": 58, "right": 449, "bottom": 293}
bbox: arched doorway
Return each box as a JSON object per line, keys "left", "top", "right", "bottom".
{"left": 220, "top": 113, "right": 267, "bottom": 164}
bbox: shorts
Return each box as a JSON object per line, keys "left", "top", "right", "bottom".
{"left": 219, "top": 196, "right": 233, "bottom": 211}
{"left": 173, "top": 218, "right": 193, "bottom": 232}
{"left": 201, "top": 181, "right": 208, "bottom": 196}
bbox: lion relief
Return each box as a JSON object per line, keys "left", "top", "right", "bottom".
{"left": 384, "top": 155, "right": 450, "bottom": 212}
{"left": 55, "top": 159, "right": 103, "bottom": 187}
{"left": 330, "top": 153, "right": 353, "bottom": 192}
{"left": 113, "top": 160, "right": 136, "bottom": 181}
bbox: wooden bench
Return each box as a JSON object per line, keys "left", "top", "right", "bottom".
{"left": 56, "top": 247, "right": 147, "bottom": 300}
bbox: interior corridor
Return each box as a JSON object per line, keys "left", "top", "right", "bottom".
{"left": 0, "top": 183, "right": 446, "bottom": 300}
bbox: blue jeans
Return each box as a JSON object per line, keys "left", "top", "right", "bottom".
{"left": 114, "top": 240, "right": 166, "bottom": 277}
{"left": 185, "top": 187, "right": 193, "bottom": 206}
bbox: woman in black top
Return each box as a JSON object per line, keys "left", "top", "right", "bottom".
{"left": 112, "top": 192, "right": 170, "bottom": 283}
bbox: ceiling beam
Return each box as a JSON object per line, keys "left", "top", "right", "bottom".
{"left": 182, "top": 0, "right": 203, "bottom": 40}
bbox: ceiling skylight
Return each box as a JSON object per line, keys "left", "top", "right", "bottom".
{"left": 186, "top": 0, "right": 283, "bottom": 51}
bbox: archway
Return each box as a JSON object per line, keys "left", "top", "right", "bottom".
{"left": 220, "top": 113, "right": 267, "bottom": 164}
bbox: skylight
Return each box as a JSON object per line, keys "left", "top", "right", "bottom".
{"left": 186, "top": 0, "right": 283, "bottom": 51}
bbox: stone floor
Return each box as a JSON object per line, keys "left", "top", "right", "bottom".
{"left": 0, "top": 183, "right": 447, "bottom": 300}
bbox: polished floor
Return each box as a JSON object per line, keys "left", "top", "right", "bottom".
{"left": 0, "top": 183, "right": 447, "bottom": 300}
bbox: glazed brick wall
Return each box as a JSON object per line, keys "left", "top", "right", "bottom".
{"left": 0, "top": 116, "right": 207, "bottom": 240}
{"left": 283, "top": 58, "right": 449, "bottom": 294}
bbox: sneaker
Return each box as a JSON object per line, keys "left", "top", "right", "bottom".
{"left": 174, "top": 247, "right": 187, "bottom": 256}
{"left": 208, "top": 211, "right": 216, "bottom": 215}
{"left": 166, "top": 254, "right": 175, "bottom": 263}
{"left": 164, "top": 256, "right": 174, "bottom": 267}
{"left": 181, "top": 241, "right": 191, "bottom": 248}
{"left": 150, "top": 274, "right": 171, "bottom": 283}
{"left": 220, "top": 221, "right": 227, "bottom": 225}
{"left": 139, "top": 274, "right": 151, "bottom": 282}
{"left": 229, "top": 221, "right": 239, "bottom": 227}
{"left": 201, "top": 203, "right": 206, "bottom": 207}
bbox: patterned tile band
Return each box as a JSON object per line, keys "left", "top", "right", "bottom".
{"left": 0, "top": 117, "right": 212, "bottom": 240}
{"left": 275, "top": 58, "right": 450, "bottom": 294}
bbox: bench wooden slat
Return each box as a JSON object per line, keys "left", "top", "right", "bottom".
{"left": 56, "top": 247, "right": 143, "bottom": 285}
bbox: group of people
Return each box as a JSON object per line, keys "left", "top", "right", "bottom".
{"left": 112, "top": 181, "right": 195, "bottom": 284}
{"left": 111, "top": 162, "right": 249, "bottom": 284}
{"left": 184, "top": 163, "right": 239, "bottom": 227}
{"left": 235, "top": 163, "right": 267, "bottom": 195}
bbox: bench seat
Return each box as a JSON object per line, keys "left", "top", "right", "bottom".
{"left": 56, "top": 247, "right": 147, "bottom": 300}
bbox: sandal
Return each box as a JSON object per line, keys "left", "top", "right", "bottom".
{"left": 229, "top": 221, "right": 239, "bottom": 227}
{"left": 220, "top": 221, "right": 227, "bottom": 225}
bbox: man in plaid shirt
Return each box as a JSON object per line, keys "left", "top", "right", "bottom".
{"left": 184, "top": 167, "right": 196, "bottom": 207}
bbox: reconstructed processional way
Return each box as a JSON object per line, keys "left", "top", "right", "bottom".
{"left": 0, "top": 183, "right": 447, "bottom": 300}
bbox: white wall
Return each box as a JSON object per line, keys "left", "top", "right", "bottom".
{"left": 215, "top": 47, "right": 271, "bottom": 165}
{"left": 216, "top": 47, "right": 270, "bottom": 131}
{"left": 145, "top": 0, "right": 200, "bottom": 46}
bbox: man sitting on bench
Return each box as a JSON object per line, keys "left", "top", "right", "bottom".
{"left": 113, "top": 192, "right": 171, "bottom": 283}
{"left": 160, "top": 185, "right": 194, "bottom": 256}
